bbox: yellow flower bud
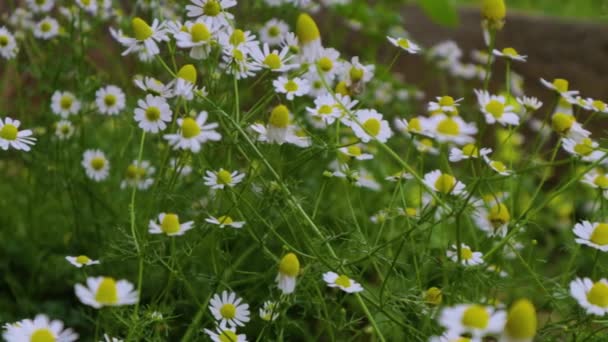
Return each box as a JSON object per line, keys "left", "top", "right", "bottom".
{"left": 177, "top": 64, "right": 197, "bottom": 84}
{"left": 132, "top": 17, "right": 153, "bottom": 41}
{"left": 505, "top": 299, "right": 537, "bottom": 339}
{"left": 296, "top": 13, "right": 320, "bottom": 45}
{"left": 481, "top": 0, "right": 506, "bottom": 21}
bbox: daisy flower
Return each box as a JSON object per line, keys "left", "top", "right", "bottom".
{"left": 313, "top": 47, "right": 342, "bottom": 81}
{"left": 517, "top": 96, "right": 543, "bottom": 113}
{"left": 75, "top": 276, "right": 138, "bottom": 309}
{"left": 473, "top": 202, "right": 511, "bottom": 237}
{"left": 351, "top": 109, "right": 393, "bottom": 143}
{"left": 51, "top": 91, "right": 81, "bottom": 117}
{"left": 264, "top": 104, "right": 297, "bottom": 143}
{"left": 484, "top": 156, "right": 512, "bottom": 176}
{"left": 259, "top": 19, "right": 289, "bottom": 46}
{"left": 439, "top": 304, "right": 505, "bottom": 339}
{"left": 387, "top": 36, "right": 421, "bottom": 54}
{"left": 95, "top": 85, "right": 126, "bottom": 115}
{"left": 217, "top": 27, "right": 259, "bottom": 53}
{"left": 423, "top": 170, "right": 466, "bottom": 196}
{"left": 540, "top": 77, "right": 579, "bottom": 97}
{"left": 422, "top": 113, "right": 477, "bottom": 145}
{"left": 447, "top": 244, "right": 484, "bottom": 266}
{"left": 394, "top": 116, "right": 425, "bottom": 136}
{"left": 175, "top": 20, "right": 217, "bottom": 60}
{"left": 562, "top": 137, "right": 605, "bottom": 162}
{"left": 323, "top": 272, "right": 364, "bottom": 293}
{"left": 203, "top": 322, "right": 247, "bottom": 342}
{"left": 164, "top": 111, "right": 221, "bottom": 152}
{"left": 570, "top": 277, "right": 608, "bottom": 316}
{"left": 276, "top": 253, "right": 300, "bottom": 295}
{"left": 449, "top": 144, "right": 492, "bottom": 162}
{"left": 55, "top": 120, "right": 75, "bottom": 140}
{"left": 221, "top": 45, "right": 261, "bottom": 79}
{"left": 66, "top": 255, "right": 100, "bottom": 268}
{"left": 249, "top": 122, "right": 311, "bottom": 148}
{"left": 205, "top": 215, "right": 245, "bottom": 229}
{"left": 296, "top": 13, "right": 323, "bottom": 62}
{"left": 204, "top": 169, "right": 245, "bottom": 189}
{"left": 474, "top": 90, "right": 519, "bottom": 126}
{"left": 353, "top": 168, "right": 381, "bottom": 191}
{"left": 0, "top": 117, "right": 36, "bottom": 151}
{"left": 33, "top": 17, "right": 59, "bottom": 40}
{"left": 133, "top": 75, "right": 174, "bottom": 98}
{"left": 273, "top": 76, "right": 310, "bottom": 100}
{"left": 120, "top": 160, "right": 155, "bottom": 190}
{"left": 573, "top": 221, "right": 608, "bottom": 252}
{"left": 112, "top": 17, "right": 168, "bottom": 57}
{"left": 82, "top": 149, "right": 110, "bottom": 182}
{"left": 26, "top": 0, "right": 55, "bottom": 13}
{"left": 502, "top": 299, "right": 537, "bottom": 342}
{"left": 149, "top": 213, "right": 195, "bottom": 236}
{"left": 170, "top": 64, "right": 204, "bottom": 100}
{"left": 75, "top": 0, "right": 98, "bottom": 14}
{"left": 339, "top": 144, "right": 373, "bottom": 160}
{"left": 259, "top": 301, "right": 280, "bottom": 321}
{"left": 551, "top": 112, "right": 590, "bottom": 140}
{"left": 186, "top": 0, "right": 237, "bottom": 28}
{"left": 0, "top": 27, "right": 18, "bottom": 60}
{"left": 306, "top": 94, "right": 341, "bottom": 125}
{"left": 134, "top": 94, "right": 172, "bottom": 133}
{"left": 342, "top": 56, "right": 375, "bottom": 86}
{"left": 251, "top": 44, "right": 298, "bottom": 72}
{"left": 428, "top": 95, "right": 462, "bottom": 115}
{"left": 492, "top": 47, "right": 527, "bottom": 62}
{"left": 581, "top": 169, "right": 608, "bottom": 197}
{"left": 209, "top": 291, "right": 250, "bottom": 327}
{"left": 583, "top": 98, "right": 608, "bottom": 114}
{"left": 385, "top": 170, "right": 413, "bottom": 182}
{"left": 2, "top": 314, "right": 78, "bottom": 342}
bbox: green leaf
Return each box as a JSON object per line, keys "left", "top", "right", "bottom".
{"left": 419, "top": 0, "right": 460, "bottom": 27}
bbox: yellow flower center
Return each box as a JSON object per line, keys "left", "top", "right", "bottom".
{"left": 362, "top": 118, "right": 381, "bottom": 137}
{"left": 590, "top": 223, "right": 608, "bottom": 245}
{"left": 552, "top": 113, "right": 574, "bottom": 134}
{"left": 60, "top": 95, "right": 73, "bottom": 110}
{"left": 269, "top": 105, "right": 290, "bottom": 128}
{"left": 350, "top": 67, "right": 364, "bottom": 82}
{"left": 409, "top": 117, "right": 422, "bottom": 132}
{"left": 574, "top": 138, "right": 594, "bottom": 156}
{"left": 181, "top": 118, "right": 201, "bottom": 138}
{"left": 461, "top": 143, "right": 479, "bottom": 157}
{"left": 145, "top": 106, "right": 161, "bottom": 121}
{"left": 132, "top": 17, "right": 153, "bottom": 41}
{"left": 318, "top": 57, "right": 333, "bottom": 72}
{"left": 460, "top": 247, "right": 473, "bottom": 260}
{"left": 434, "top": 174, "right": 456, "bottom": 194}
{"left": 502, "top": 47, "right": 518, "bottom": 57}
{"left": 82, "top": 0, "right": 91, "bottom": 5}
{"left": 347, "top": 146, "right": 362, "bottom": 156}
{"left": 296, "top": 13, "right": 320, "bottom": 44}
{"left": 279, "top": 253, "right": 300, "bottom": 277}
{"left": 203, "top": 0, "right": 221, "bottom": 16}
{"left": 90, "top": 157, "right": 106, "bottom": 171}
{"left": 0, "top": 36, "right": 8, "bottom": 47}
{"left": 397, "top": 38, "right": 410, "bottom": 49}
{"left": 424, "top": 287, "right": 442, "bottom": 306}
{"left": 334, "top": 275, "right": 351, "bottom": 288}
{"left": 485, "top": 100, "right": 505, "bottom": 118}
{"left": 229, "top": 29, "right": 245, "bottom": 45}
{"left": 505, "top": 299, "right": 537, "bottom": 339}
{"left": 285, "top": 80, "right": 298, "bottom": 92}
{"left": 40, "top": 22, "right": 52, "bottom": 33}
{"left": 104, "top": 94, "right": 117, "bottom": 107}
{"left": 177, "top": 64, "right": 197, "bottom": 84}
{"left": 125, "top": 164, "right": 146, "bottom": 180}
{"left": 552, "top": 78, "right": 569, "bottom": 93}
{"left": 0, "top": 124, "right": 18, "bottom": 141}
{"left": 335, "top": 81, "right": 350, "bottom": 96}
{"left": 30, "top": 329, "right": 56, "bottom": 342}
{"left": 232, "top": 49, "right": 244, "bottom": 61}
{"left": 191, "top": 22, "right": 211, "bottom": 42}
{"left": 594, "top": 175, "right": 608, "bottom": 189}
{"left": 76, "top": 255, "right": 91, "bottom": 264}
{"left": 481, "top": 0, "right": 506, "bottom": 21}
{"left": 268, "top": 26, "right": 280, "bottom": 37}
{"left": 95, "top": 277, "right": 119, "bottom": 305}
{"left": 461, "top": 305, "right": 490, "bottom": 329}
{"left": 490, "top": 160, "right": 508, "bottom": 173}
{"left": 264, "top": 53, "right": 282, "bottom": 69}
{"left": 217, "top": 169, "right": 233, "bottom": 185}
{"left": 587, "top": 282, "right": 608, "bottom": 308}
{"left": 592, "top": 100, "right": 606, "bottom": 111}
{"left": 161, "top": 213, "right": 181, "bottom": 234}
{"left": 437, "top": 118, "right": 460, "bottom": 136}
{"left": 318, "top": 105, "right": 333, "bottom": 115}
{"left": 488, "top": 203, "right": 510, "bottom": 227}
{"left": 219, "top": 331, "right": 238, "bottom": 342}
{"left": 217, "top": 215, "right": 234, "bottom": 225}
{"left": 439, "top": 96, "right": 455, "bottom": 107}
{"left": 420, "top": 138, "right": 433, "bottom": 149}
{"left": 220, "top": 303, "right": 236, "bottom": 319}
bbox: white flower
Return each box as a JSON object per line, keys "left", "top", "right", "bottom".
{"left": 66, "top": 255, "right": 100, "bottom": 268}
{"left": 133, "top": 75, "right": 174, "bottom": 98}
{"left": 0, "top": 27, "right": 19, "bottom": 60}
{"left": 149, "top": 212, "right": 195, "bottom": 236}
{"left": 259, "top": 301, "right": 280, "bottom": 321}
{"left": 203, "top": 322, "right": 248, "bottom": 342}
{"left": 306, "top": 93, "right": 341, "bottom": 125}
{"left": 0, "top": 117, "right": 36, "bottom": 151}
{"left": 492, "top": 47, "right": 527, "bottom": 62}
{"left": 164, "top": 111, "right": 221, "bottom": 152}
{"left": 26, "top": 0, "right": 55, "bottom": 13}
{"left": 562, "top": 137, "right": 606, "bottom": 162}
{"left": 423, "top": 170, "right": 466, "bottom": 196}
{"left": 273, "top": 76, "right": 310, "bottom": 100}
{"left": 414, "top": 138, "right": 440, "bottom": 155}
{"left": 583, "top": 98, "right": 608, "bottom": 114}
{"left": 474, "top": 90, "right": 519, "bottom": 126}
{"left": 312, "top": 47, "right": 342, "bottom": 81}
{"left": 354, "top": 168, "right": 381, "bottom": 191}
{"left": 540, "top": 77, "right": 579, "bottom": 97}
{"left": 428, "top": 95, "right": 462, "bottom": 115}
{"left": 186, "top": 0, "right": 237, "bottom": 28}
{"left": 75, "top": 276, "right": 138, "bottom": 309}
{"left": 422, "top": 114, "right": 477, "bottom": 145}
{"left": 175, "top": 20, "right": 217, "bottom": 60}
{"left": 205, "top": 215, "right": 245, "bottom": 229}
{"left": 581, "top": 169, "right": 608, "bottom": 197}
{"left": 517, "top": 96, "right": 543, "bottom": 112}
{"left": 204, "top": 169, "right": 245, "bottom": 189}
{"left": 221, "top": 46, "right": 261, "bottom": 79}
{"left": 209, "top": 291, "right": 250, "bottom": 327}
{"left": 446, "top": 244, "right": 484, "bottom": 266}
{"left": 249, "top": 122, "right": 311, "bottom": 148}
{"left": 33, "top": 17, "right": 59, "bottom": 40}
{"left": 51, "top": 91, "right": 81, "bottom": 117}
{"left": 96, "top": 85, "right": 126, "bottom": 115}
{"left": 573, "top": 221, "right": 608, "bottom": 252}
{"left": 120, "top": 160, "right": 155, "bottom": 190}
{"left": 387, "top": 36, "right": 421, "bottom": 54}
{"left": 111, "top": 17, "right": 168, "bottom": 57}
{"left": 551, "top": 112, "right": 590, "bottom": 140}
{"left": 449, "top": 144, "right": 492, "bottom": 162}
{"left": 134, "top": 95, "right": 172, "bottom": 133}
{"left": 473, "top": 203, "right": 511, "bottom": 237}
{"left": 439, "top": 304, "right": 505, "bottom": 339}
{"left": 75, "top": 0, "right": 98, "bottom": 14}
{"left": 339, "top": 144, "right": 373, "bottom": 160}
{"left": 483, "top": 156, "right": 512, "bottom": 176}
{"left": 570, "top": 277, "right": 608, "bottom": 316}
{"left": 55, "top": 120, "right": 75, "bottom": 140}
{"left": 259, "top": 19, "right": 289, "bottom": 46}
{"left": 82, "top": 149, "right": 110, "bottom": 182}
{"left": 251, "top": 43, "right": 299, "bottom": 72}
{"left": 342, "top": 56, "right": 375, "bottom": 86}
{"left": 351, "top": 109, "right": 392, "bottom": 143}
{"left": 385, "top": 171, "right": 413, "bottom": 182}
{"left": 322, "top": 272, "right": 363, "bottom": 293}
{"left": 2, "top": 314, "right": 78, "bottom": 342}
{"left": 217, "top": 27, "right": 259, "bottom": 53}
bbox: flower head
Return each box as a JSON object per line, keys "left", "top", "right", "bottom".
{"left": 75, "top": 276, "right": 138, "bottom": 309}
